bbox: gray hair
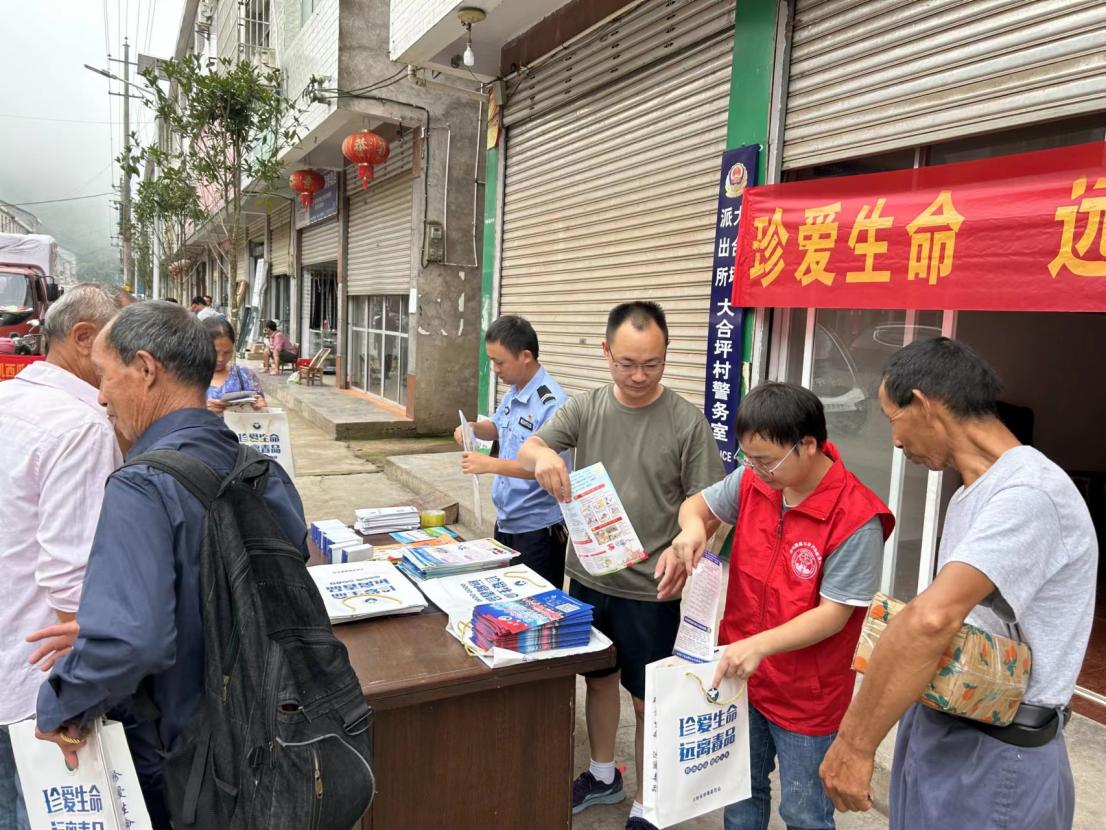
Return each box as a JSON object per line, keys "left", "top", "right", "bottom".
{"left": 105, "top": 300, "right": 216, "bottom": 390}
{"left": 43, "top": 283, "right": 129, "bottom": 345}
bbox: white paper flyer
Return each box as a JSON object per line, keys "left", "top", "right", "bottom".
{"left": 672, "top": 551, "right": 723, "bottom": 663}
{"left": 560, "top": 462, "right": 648, "bottom": 576}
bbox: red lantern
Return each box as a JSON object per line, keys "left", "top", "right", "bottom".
{"left": 341, "top": 130, "right": 390, "bottom": 190}
{"left": 289, "top": 168, "right": 326, "bottom": 209}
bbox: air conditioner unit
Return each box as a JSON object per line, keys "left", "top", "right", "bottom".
{"left": 251, "top": 47, "right": 277, "bottom": 69}
{"left": 196, "top": 0, "right": 215, "bottom": 32}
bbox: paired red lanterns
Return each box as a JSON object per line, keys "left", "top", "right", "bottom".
{"left": 289, "top": 168, "right": 326, "bottom": 209}
{"left": 341, "top": 130, "right": 390, "bottom": 190}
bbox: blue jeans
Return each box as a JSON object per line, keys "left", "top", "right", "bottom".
{"left": 0, "top": 726, "right": 29, "bottom": 830}
{"left": 724, "top": 704, "right": 835, "bottom": 830}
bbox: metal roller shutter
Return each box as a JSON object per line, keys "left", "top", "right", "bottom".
{"left": 271, "top": 202, "right": 292, "bottom": 275}
{"left": 499, "top": 14, "right": 734, "bottom": 406}
{"left": 300, "top": 218, "right": 339, "bottom": 266}
{"left": 347, "top": 174, "right": 414, "bottom": 296}
{"left": 248, "top": 217, "right": 265, "bottom": 243}
{"left": 785, "top": 0, "right": 1106, "bottom": 169}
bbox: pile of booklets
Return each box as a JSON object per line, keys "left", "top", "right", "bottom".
{"left": 355, "top": 506, "right": 420, "bottom": 535}
{"left": 470, "top": 589, "right": 594, "bottom": 653}
{"left": 397, "top": 538, "right": 516, "bottom": 581}
{"left": 308, "top": 561, "right": 427, "bottom": 623}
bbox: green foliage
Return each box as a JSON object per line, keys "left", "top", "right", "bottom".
{"left": 128, "top": 54, "right": 302, "bottom": 312}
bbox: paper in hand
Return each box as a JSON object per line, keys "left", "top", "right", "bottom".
{"left": 672, "top": 551, "right": 723, "bottom": 663}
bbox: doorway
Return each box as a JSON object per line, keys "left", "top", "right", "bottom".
{"left": 957, "top": 311, "right": 1106, "bottom": 720}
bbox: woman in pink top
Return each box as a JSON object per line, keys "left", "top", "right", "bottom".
{"left": 263, "top": 319, "right": 298, "bottom": 374}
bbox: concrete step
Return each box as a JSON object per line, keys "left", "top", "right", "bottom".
{"left": 254, "top": 365, "right": 416, "bottom": 441}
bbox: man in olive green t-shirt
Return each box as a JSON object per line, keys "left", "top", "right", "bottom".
{"left": 518, "top": 301, "right": 723, "bottom": 830}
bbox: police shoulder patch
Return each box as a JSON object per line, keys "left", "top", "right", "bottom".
{"left": 537, "top": 384, "right": 556, "bottom": 405}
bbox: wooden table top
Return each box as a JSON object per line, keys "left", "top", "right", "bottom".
{"left": 320, "top": 526, "right": 615, "bottom": 710}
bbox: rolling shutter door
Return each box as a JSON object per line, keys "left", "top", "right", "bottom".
{"left": 346, "top": 137, "right": 415, "bottom": 296}
{"left": 784, "top": 0, "right": 1106, "bottom": 169}
{"left": 499, "top": 3, "right": 734, "bottom": 406}
{"left": 271, "top": 203, "right": 292, "bottom": 275}
{"left": 300, "top": 218, "right": 338, "bottom": 266}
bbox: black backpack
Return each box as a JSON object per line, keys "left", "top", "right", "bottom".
{"left": 127, "top": 445, "right": 375, "bottom": 829}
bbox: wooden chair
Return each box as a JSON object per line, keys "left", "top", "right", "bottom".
{"left": 301, "top": 347, "right": 331, "bottom": 386}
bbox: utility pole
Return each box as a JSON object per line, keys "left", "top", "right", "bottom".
{"left": 121, "top": 38, "right": 132, "bottom": 289}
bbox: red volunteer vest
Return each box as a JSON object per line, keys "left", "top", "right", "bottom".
{"left": 720, "top": 442, "right": 893, "bottom": 736}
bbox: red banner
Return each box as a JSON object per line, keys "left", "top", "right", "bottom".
{"left": 732, "top": 142, "right": 1106, "bottom": 312}
{"left": 0, "top": 354, "right": 44, "bottom": 381}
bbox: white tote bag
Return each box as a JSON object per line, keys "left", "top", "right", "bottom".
{"left": 643, "top": 655, "right": 751, "bottom": 828}
{"left": 225, "top": 408, "right": 296, "bottom": 477}
{"left": 10, "top": 719, "right": 154, "bottom": 830}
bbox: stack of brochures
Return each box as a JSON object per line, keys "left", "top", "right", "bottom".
{"left": 470, "top": 589, "right": 594, "bottom": 653}
{"left": 355, "top": 506, "right": 420, "bottom": 535}
{"left": 308, "top": 560, "right": 428, "bottom": 624}
{"left": 397, "top": 538, "right": 516, "bottom": 581}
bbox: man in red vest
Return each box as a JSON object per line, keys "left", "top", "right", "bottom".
{"left": 658, "top": 382, "right": 893, "bottom": 830}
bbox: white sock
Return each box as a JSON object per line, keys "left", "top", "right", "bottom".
{"left": 630, "top": 801, "right": 644, "bottom": 819}
{"left": 589, "top": 758, "right": 616, "bottom": 785}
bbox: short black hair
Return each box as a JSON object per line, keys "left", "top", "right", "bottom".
{"left": 735, "top": 382, "right": 827, "bottom": 448}
{"left": 164, "top": 297, "right": 179, "bottom": 303}
{"left": 264, "top": 320, "right": 278, "bottom": 332}
{"left": 203, "top": 315, "right": 237, "bottom": 343}
{"left": 485, "top": 314, "right": 539, "bottom": 358}
{"left": 191, "top": 295, "right": 207, "bottom": 306}
{"left": 606, "top": 301, "right": 669, "bottom": 344}
{"left": 882, "top": 337, "right": 999, "bottom": 419}
{"left": 106, "top": 301, "right": 215, "bottom": 390}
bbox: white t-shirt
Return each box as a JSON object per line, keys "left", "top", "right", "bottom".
{"left": 939, "top": 446, "right": 1098, "bottom": 706}
{"left": 0, "top": 362, "right": 122, "bottom": 723}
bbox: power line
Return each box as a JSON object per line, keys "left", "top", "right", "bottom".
{"left": 5, "top": 192, "right": 115, "bottom": 207}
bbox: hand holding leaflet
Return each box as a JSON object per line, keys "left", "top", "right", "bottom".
{"left": 672, "top": 551, "right": 723, "bottom": 663}
{"left": 559, "top": 462, "right": 647, "bottom": 576}
{"left": 458, "top": 410, "right": 483, "bottom": 527}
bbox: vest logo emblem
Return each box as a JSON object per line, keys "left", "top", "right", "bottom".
{"left": 789, "top": 541, "right": 823, "bottom": 580}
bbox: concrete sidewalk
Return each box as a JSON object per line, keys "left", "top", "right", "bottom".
{"left": 254, "top": 365, "right": 415, "bottom": 441}
{"left": 381, "top": 449, "right": 1106, "bottom": 830}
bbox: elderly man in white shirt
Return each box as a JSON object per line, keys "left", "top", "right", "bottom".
{"left": 0, "top": 283, "right": 127, "bottom": 829}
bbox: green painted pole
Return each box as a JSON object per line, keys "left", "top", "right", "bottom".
{"left": 476, "top": 144, "right": 499, "bottom": 416}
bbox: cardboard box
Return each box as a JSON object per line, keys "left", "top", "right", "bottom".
{"left": 854, "top": 593, "right": 1031, "bottom": 726}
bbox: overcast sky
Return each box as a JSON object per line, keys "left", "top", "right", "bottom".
{"left": 0, "top": 0, "right": 184, "bottom": 262}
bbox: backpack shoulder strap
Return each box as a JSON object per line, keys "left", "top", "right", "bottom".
{"left": 124, "top": 449, "right": 223, "bottom": 508}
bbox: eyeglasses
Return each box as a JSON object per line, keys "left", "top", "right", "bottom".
{"left": 610, "top": 355, "right": 666, "bottom": 375}
{"left": 735, "top": 443, "right": 798, "bottom": 478}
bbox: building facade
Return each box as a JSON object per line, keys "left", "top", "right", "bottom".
{"left": 161, "top": 0, "right": 485, "bottom": 432}
{"left": 446, "top": 0, "right": 1106, "bottom": 710}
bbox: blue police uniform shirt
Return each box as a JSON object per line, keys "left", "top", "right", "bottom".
{"left": 36, "top": 408, "right": 309, "bottom": 779}
{"left": 492, "top": 365, "right": 569, "bottom": 534}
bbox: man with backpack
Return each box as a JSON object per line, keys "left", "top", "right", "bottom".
{"left": 34, "top": 301, "right": 373, "bottom": 829}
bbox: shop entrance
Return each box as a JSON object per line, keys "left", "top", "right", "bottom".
{"left": 957, "top": 311, "right": 1106, "bottom": 717}
{"left": 770, "top": 306, "right": 1105, "bottom": 720}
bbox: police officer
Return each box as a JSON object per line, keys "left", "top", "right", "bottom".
{"left": 455, "top": 315, "right": 570, "bottom": 586}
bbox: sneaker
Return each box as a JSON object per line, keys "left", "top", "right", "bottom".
{"left": 571, "top": 769, "right": 625, "bottom": 814}
{"left": 625, "top": 818, "right": 659, "bottom": 830}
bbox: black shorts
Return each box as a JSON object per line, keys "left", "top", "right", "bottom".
{"left": 569, "top": 580, "right": 681, "bottom": 700}
{"left": 494, "top": 523, "right": 568, "bottom": 589}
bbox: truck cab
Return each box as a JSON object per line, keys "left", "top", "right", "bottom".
{"left": 0, "top": 266, "right": 60, "bottom": 351}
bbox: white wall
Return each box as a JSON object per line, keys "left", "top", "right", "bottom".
{"left": 389, "top": 0, "right": 458, "bottom": 60}
{"left": 275, "top": 0, "right": 339, "bottom": 137}
{"left": 958, "top": 311, "right": 1106, "bottom": 473}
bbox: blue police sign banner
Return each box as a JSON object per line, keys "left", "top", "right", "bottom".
{"left": 705, "top": 145, "right": 760, "bottom": 473}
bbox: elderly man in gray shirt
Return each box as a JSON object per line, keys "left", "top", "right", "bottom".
{"left": 820, "top": 337, "right": 1097, "bottom": 830}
